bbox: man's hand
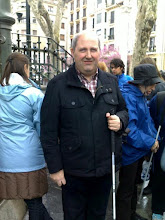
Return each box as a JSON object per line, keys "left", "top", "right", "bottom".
{"left": 151, "top": 140, "right": 159, "bottom": 153}
{"left": 106, "top": 112, "right": 121, "bottom": 132}
{"left": 50, "top": 169, "right": 66, "bottom": 187}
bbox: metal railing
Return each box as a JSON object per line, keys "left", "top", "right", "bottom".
{"left": 11, "top": 33, "right": 74, "bottom": 86}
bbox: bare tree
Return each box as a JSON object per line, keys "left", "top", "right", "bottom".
{"left": 27, "top": 0, "right": 66, "bottom": 44}
{"left": 129, "top": 0, "right": 157, "bottom": 74}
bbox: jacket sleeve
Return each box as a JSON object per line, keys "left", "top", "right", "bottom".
{"left": 125, "top": 94, "right": 155, "bottom": 150}
{"left": 115, "top": 83, "right": 129, "bottom": 133}
{"left": 40, "top": 79, "right": 62, "bottom": 174}
{"left": 32, "top": 90, "right": 44, "bottom": 136}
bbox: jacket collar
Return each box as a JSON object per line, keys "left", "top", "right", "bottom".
{"left": 66, "top": 64, "right": 116, "bottom": 97}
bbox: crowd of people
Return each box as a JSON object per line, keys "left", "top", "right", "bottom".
{"left": 0, "top": 31, "right": 164, "bottom": 220}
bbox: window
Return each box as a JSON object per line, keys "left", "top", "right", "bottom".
{"left": 96, "top": 29, "right": 101, "bottom": 36}
{"left": 109, "top": 28, "right": 114, "bottom": 40}
{"left": 83, "top": 8, "right": 86, "bottom": 17}
{"left": 48, "top": 6, "right": 53, "bottom": 12}
{"left": 22, "top": 42, "right": 26, "bottom": 47}
{"left": 71, "top": 14, "right": 73, "bottom": 21}
{"left": 71, "top": 2, "right": 74, "bottom": 10}
{"left": 83, "top": 21, "right": 86, "bottom": 30}
{"left": 32, "top": 18, "right": 36, "bottom": 23}
{"left": 109, "top": 44, "right": 114, "bottom": 49}
{"left": 104, "top": 29, "right": 106, "bottom": 39}
{"left": 92, "top": 18, "right": 95, "bottom": 28}
{"left": 77, "top": 11, "right": 80, "bottom": 19}
{"left": 33, "top": 43, "right": 37, "bottom": 48}
{"left": 70, "top": 25, "right": 74, "bottom": 35}
{"left": 33, "top": 30, "right": 37, "bottom": 35}
{"left": 83, "top": 0, "right": 87, "bottom": 5}
{"left": 76, "top": 23, "right": 80, "bottom": 33}
{"left": 152, "top": 23, "right": 156, "bottom": 32}
{"left": 97, "top": 0, "right": 102, "bottom": 7}
{"left": 149, "top": 37, "right": 156, "bottom": 52}
{"left": 105, "top": 12, "right": 107, "bottom": 22}
{"left": 110, "top": 11, "right": 115, "bottom": 23}
{"left": 77, "top": 0, "right": 80, "bottom": 7}
{"left": 61, "top": 23, "right": 65, "bottom": 29}
{"left": 60, "top": 34, "right": 65, "bottom": 41}
{"left": 20, "top": 18, "right": 26, "bottom": 24}
{"left": 97, "top": 13, "right": 102, "bottom": 24}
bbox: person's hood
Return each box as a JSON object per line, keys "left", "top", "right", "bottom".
{"left": 121, "top": 82, "right": 143, "bottom": 97}
{"left": 0, "top": 73, "right": 31, "bottom": 101}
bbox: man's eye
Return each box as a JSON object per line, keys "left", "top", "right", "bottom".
{"left": 91, "top": 49, "right": 97, "bottom": 52}
{"left": 80, "top": 49, "right": 86, "bottom": 52}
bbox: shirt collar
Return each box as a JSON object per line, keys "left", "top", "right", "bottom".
{"left": 76, "top": 68, "right": 98, "bottom": 83}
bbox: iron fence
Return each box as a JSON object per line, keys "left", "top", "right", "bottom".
{"left": 11, "top": 33, "right": 74, "bottom": 86}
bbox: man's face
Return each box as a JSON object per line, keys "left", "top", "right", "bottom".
{"left": 110, "top": 65, "right": 123, "bottom": 76}
{"left": 71, "top": 34, "right": 100, "bottom": 77}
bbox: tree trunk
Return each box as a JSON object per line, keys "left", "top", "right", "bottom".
{"left": 129, "top": 0, "right": 157, "bottom": 75}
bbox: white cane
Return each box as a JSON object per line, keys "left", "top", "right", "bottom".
{"left": 138, "top": 125, "right": 161, "bottom": 204}
{"left": 111, "top": 129, "right": 116, "bottom": 220}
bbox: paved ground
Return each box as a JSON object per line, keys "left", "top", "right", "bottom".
{"left": 24, "top": 172, "right": 152, "bottom": 220}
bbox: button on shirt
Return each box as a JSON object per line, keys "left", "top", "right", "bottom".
{"left": 77, "top": 70, "right": 98, "bottom": 98}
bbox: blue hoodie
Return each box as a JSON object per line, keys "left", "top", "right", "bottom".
{"left": 117, "top": 73, "right": 133, "bottom": 89}
{"left": 0, "top": 73, "right": 45, "bottom": 172}
{"left": 121, "top": 83, "right": 158, "bottom": 166}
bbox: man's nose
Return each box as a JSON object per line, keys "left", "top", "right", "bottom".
{"left": 86, "top": 50, "right": 92, "bottom": 58}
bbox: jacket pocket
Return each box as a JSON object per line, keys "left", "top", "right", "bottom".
{"left": 62, "top": 98, "right": 85, "bottom": 109}
{"left": 103, "top": 94, "right": 119, "bottom": 114}
{"left": 61, "top": 137, "right": 81, "bottom": 153}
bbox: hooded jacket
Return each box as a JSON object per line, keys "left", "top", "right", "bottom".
{"left": 121, "top": 83, "right": 158, "bottom": 166}
{"left": 117, "top": 73, "right": 133, "bottom": 89}
{"left": 0, "top": 73, "right": 45, "bottom": 172}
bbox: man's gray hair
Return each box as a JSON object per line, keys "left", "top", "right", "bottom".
{"left": 71, "top": 31, "right": 101, "bottom": 51}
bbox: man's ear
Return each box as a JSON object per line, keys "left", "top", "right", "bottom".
{"left": 70, "top": 48, "right": 74, "bottom": 56}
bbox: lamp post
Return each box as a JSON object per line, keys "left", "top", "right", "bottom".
{"left": 26, "top": 0, "right": 31, "bottom": 59}
{"left": 0, "top": 0, "right": 15, "bottom": 76}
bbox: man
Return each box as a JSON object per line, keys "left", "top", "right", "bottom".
{"left": 41, "top": 31, "right": 128, "bottom": 220}
{"left": 110, "top": 58, "right": 133, "bottom": 89}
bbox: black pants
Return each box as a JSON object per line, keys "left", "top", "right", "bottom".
{"left": 62, "top": 173, "right": 112, "bottom": 220}
{"left": 24, "top": 197, "right": 53, "bottom": 220}
{"left": 116, "top": 159, "right": 143, "bottom": 220}
{"left": 152, "top": 159, "right": 165, "bottom": 214}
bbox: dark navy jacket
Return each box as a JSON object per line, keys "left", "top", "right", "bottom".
{"left": 41, "top": 64, "right": 128, "bottom": 177}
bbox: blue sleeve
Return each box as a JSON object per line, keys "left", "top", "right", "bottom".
{"left": 32, "top": 91, "right": 44, "bottom": 135}
{"left": 123, "top": 94, "right": 155, "bottom": 150}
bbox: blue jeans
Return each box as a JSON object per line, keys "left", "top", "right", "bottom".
{"left": 24, "top": 197, "right": 53, "bottom": 220}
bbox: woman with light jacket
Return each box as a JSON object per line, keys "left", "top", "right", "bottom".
{"left": 116, "top": 64, "right": 162, "bottom": 220}
{"left": 0, "top": 52, "right": 52, "bottom": 220}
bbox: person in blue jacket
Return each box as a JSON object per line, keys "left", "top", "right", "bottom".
{"left": 0, "top": 52, "right": 52, "bottom": 220}
{"left": 110, "top": 58, "right": 133, "bottom": 89}
{"left": 116, "top": 64, "right": 162, "bottom": 220}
